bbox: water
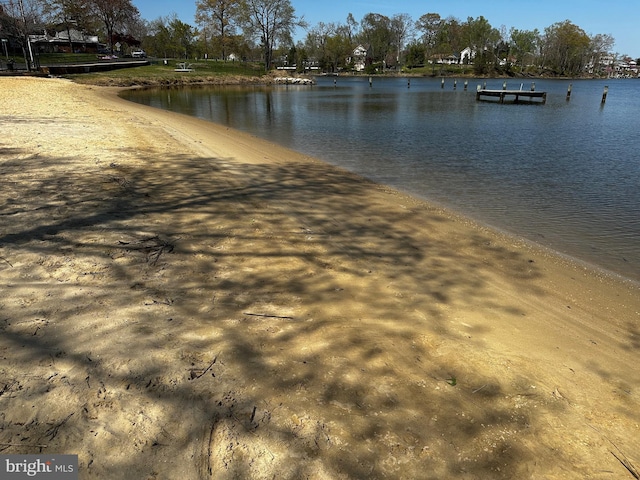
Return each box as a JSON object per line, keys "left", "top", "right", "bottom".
{"left": 121, "top": 77, "right": 640, "bottom": 283}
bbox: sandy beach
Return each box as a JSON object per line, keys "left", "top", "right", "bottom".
{"left": 1, "top": 76, "right": 639, "bottom": 479}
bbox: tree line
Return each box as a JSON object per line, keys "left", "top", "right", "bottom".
{"left": 1, "top": 0, "right": 632, "bottom": 76}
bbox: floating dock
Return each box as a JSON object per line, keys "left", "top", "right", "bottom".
{"left": 476, "top": 89, "right": 547, "bottom": 104}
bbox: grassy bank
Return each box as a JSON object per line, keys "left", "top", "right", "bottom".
{"left": 50, "top": 57, "right": 266, "bottom": 87}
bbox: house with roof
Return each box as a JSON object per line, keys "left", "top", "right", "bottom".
{"left": 30, "top": 29, "right": 103, "bottom": 54}
{"left": 460, "top": 47, "right": 475, "bottom": 64}
{"left": 429, "top": 53, "right": 459, "bottom": 65}
{"left": 349, "top": 44, "right": 371, "bottom": 72}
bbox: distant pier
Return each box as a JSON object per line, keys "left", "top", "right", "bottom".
{"left": 476, "top": 89, "right": 547, "bottom": 104}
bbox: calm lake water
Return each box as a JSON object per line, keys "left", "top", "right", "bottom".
{"left": 122, "top": 77, "right": 640, "bottom": 283}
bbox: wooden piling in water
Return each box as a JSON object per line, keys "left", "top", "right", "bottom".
{"left": 441, "top": 78, "right": 445, "bottom": 89}
{"left": 601, "top": 86, "right": 608, "bottom": 104}
{"left": 566, "top": 83, "right": 572, "bottom": 100}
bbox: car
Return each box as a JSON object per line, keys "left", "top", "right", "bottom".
{"left": 131, "top": 50, "right": 146, "bottom": 58}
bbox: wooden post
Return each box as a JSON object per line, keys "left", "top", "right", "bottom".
{"left": 502, "top": 81, "right": 507, "bottom": 90}
{"left": 453, "top": 79, "right": 457, "bottom": 90}
{"left": 369, "top": 76, "right": 372, "bottom": 87}
{"left": 483, "top": 81, "right": 486, "bottom": 89}
{"left": 408, "top": 78, "right": 410, "bottom": 88}
{"left": 601, "top": 86, "right": 608, "bottom": 104}
{"left": 441, "top": 78, "right": 445, "bottom": 89}
{"left": 566, "top": 83, "right": 572, "bottom": 100}
{"left": 334, "top": 78, "right": 337, "bottom": 87}
{"left": 531, "top": 82, "right": 535, "bottom": 91}
{"left": 464, "top": 80, "right": 468, "bottom": 91}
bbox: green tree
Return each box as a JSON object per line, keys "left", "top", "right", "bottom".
{"left": 304, "top": 22, "right": 331, "bottom": 70}
{"left": 169, "top": 16, "right": 195, "bottom": 59}
{"left": 404, "top": 40, "right": 425, "bottom": 67}
{"left": 195, "top": 0, "right": 240, "bottom": 60}
{"left": 358, "top": 13, "right": 393, "bottom": 68}
{"left": 463, "top": 15, "right": 501, "bottom": 73}
{"left": 437, "top": 16, "right": 464, "bottom": 58}
{"left": 143, "top": 15, "right": 195, "bottom": 58}
{"left": 541, "top": 20, "right": 591, "bottom": 75}
{"left": 325, "top": 24, "right": 352, "bottom": 71}
{"left": 509, "top": 28, "right": 540, "bottom": 71}
{"left": 415, "top": 12, "right": 443, "bottom": 60}
{"left": 144, "top": 17, "right": 171, "bottom": 57}
{"left": 305, "top": 21, "right": 352, "bottom": 72}
{"left": 237, "top": 0, "right": 305, "bottom": 70}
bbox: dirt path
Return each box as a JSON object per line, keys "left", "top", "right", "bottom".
{"left": 1, "top": 77, "right": 639, "bottom": 479}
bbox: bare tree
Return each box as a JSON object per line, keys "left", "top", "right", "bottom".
{"left": 390, "top": 13, "right": 414, "bottom": 63}
{"left": 88, "top": 0, "right": 139, "bottom": 52}
{"left": 589, "top": 33, "right": 615, "bottom": 75}
{"left": 237, "top": 0, "right": 305, "bottom": 70}
{"left": 41, "top": 0, "right": 91, "bottom": 52}
{"left": 1, "top": 0, "right": 43, "bottom": 69}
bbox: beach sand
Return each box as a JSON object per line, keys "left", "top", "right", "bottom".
{"left": 1, "top": 77, "right": 639, "bottom": 479}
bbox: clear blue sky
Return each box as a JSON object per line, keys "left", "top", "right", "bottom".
{"left": 134, "top": 0, "right": 639, "bottom": 58}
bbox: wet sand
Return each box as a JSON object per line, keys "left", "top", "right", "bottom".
{"left": 1, "top": 77, "right": 639, "bottom": 479}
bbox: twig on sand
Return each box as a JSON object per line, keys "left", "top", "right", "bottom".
{"left": 206, "top": 417, "right": 217, "bottom": 476}
{"left": 45, "top": 412, "right": 74, "bottom": 441}
{"left": 190, "top": 354, "right": 219, "bottom": 380}
{"left": 0, "top": 256, "right": 13, "bottom": 268}
{"left": 243, "top": 313, "right": 294, "bottom": 320}
{"left": 0, "top": 443, "right": 48, "bottom": 448}
{"left": 611, "top": 450, "right": 640, "bottom": 479}
{"left": 589, "top": 424, "right": 640, "bottom": 479}
{"left": 0, "top": 443, "right": 48, "bottom": 447}
{"left": 117, "top": 236, "right": 174, "bottom": 265}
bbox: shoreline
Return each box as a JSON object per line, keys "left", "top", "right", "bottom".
{"left": 119, "top": 81, "right": 640, "bottom": 288}
{"left": 1, "top": 77, "right": 639, "bottom": 479}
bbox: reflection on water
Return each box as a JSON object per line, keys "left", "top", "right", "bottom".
{"left": 122, "top": 77, "right": 640, "bottom": 283}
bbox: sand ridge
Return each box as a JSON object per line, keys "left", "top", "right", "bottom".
{"left": 1, "top": 77, "right": 639, "bottom": 479}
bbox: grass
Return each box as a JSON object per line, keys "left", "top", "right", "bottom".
{"left": 402, "top": 64, "right": 476, "bottom": 77}
{"left": 37, "top": 54, "right": 266, "bottom": 87}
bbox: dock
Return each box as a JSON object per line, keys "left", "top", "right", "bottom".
{"left": 476, "top": 89, "right": 547, "bottom": 104}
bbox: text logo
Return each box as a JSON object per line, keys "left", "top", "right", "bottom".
{"left": 1, "top": 455, "right": 78, "bottom": 479}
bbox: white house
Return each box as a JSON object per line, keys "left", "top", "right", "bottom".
{"left": 350, "top": 44, "right": 371, "bottom": 72}
{"left": 460, "top": 47, "right": 475, "bottom": 64}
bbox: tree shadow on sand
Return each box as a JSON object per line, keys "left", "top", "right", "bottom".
{"left": 0, "top": 146, "right": 590, "bottom": 479}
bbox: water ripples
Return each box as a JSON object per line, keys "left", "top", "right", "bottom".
{"left": 122, "top": 77, "right": 640, "bottom": 282}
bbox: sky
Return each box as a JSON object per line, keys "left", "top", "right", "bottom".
{"left": 133, "top": 0, "right": 639, "bottom": 58}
